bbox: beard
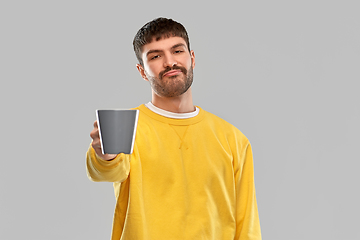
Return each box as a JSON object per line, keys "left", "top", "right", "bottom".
{"left": 145, "top": 63, "right": 194, "bottom": 98}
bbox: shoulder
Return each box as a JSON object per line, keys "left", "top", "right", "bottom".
{"left": 200, "top": 107, "right": 250, "bottom": 144}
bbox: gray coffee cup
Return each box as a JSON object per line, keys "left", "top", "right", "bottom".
{"left": 96, "top": 109, "right": 139, "bottom": 154}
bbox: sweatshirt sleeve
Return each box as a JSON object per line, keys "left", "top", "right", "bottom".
{"left": 234, "top": 141, "right": 262, "bottom": 240}
{"left": 86, "top": 144, "right": 131, "bottom": 183}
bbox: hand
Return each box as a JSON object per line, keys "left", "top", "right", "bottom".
{"left": 90, "top": 121, "right": 117, "bottom": 161}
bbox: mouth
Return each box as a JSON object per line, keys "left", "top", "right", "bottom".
{"left": 163, "top": 69, "right": 182, "bottom": 77}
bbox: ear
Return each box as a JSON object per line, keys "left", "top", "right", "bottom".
{"left": 190, "top": 50, "right": 196, "bottom": 69}
{"left": 136, "top": 64, "right": 149, "bottom": 81}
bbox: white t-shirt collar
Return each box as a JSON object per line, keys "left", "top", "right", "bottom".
{"left": 145, "top": 102, "right": 199, "bottom": 119}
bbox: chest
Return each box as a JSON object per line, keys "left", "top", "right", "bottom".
{"left": 132, "top": 122, "right": 235, "bottom": 190}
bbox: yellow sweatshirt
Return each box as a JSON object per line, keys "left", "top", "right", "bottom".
{"left": 86, "top": 104, "right": 261, "bottom": 240}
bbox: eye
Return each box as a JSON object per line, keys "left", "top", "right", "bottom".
{"left": 174, "top": 50, "right": 183, "bottom": 54}
{"left": 150, "top": 55, "right": 160, "bottom": 60}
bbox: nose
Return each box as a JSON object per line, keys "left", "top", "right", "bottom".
{"left": 163, "top": 53, "right": 177, "bottom": 68}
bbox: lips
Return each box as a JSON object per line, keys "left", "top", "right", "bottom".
{"left": 163, "top": 69, "right": 182, "bottom": 77}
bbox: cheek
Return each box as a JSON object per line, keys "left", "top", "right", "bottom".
{"left": 144, "top": 63, "right": 159, "bottom": 77}
{"left": 183, "top": 56, "right": 194, "bottom": 70}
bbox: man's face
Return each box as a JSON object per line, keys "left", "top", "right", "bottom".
{"left": 137, "top": 36, "right": 195, "bottom": 98}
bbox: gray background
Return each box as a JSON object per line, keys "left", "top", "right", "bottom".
{"left": 1, "top": 0, "right": 359, "bottom": 239}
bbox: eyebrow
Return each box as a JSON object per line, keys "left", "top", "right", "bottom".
{"left": 146, "top": 43, "right": 187, "bottom": 57}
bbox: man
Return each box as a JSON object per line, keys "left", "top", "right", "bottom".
{"left": 87, "top": 17, "right": 262, "bottom": 240}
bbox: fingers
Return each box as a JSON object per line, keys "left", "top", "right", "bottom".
{"left": 90, "top": 120, "right": 117, "bottom": 160}
{"left": 90, "top": 120, "right": 101, "bottom": 150}
{"left": 91, "top": 138, "right": 101, "bottom": 149}
{"left": 91, "top": 136, "right": 104, "bottom": 158}
{"left": 90, "top": 121, "right": 99, "bottom": 139}
{"left": 90, "top": 129, "right": 99, "bottom": 140}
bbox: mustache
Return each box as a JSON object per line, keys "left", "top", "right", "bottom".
{"left": 159, "top": 66, "right": 187, "bottom": 79}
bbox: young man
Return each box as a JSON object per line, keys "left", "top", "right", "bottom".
{"left": 87, "top": 17, "right": 262, "bottom": 240}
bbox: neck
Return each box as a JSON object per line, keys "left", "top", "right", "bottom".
{"left": 151, "top": 88, "right": 195, "bottom": 113}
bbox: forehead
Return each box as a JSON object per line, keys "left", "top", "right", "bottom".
{"left": 141, "top": 36, "right": 188, "bottom": 55}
